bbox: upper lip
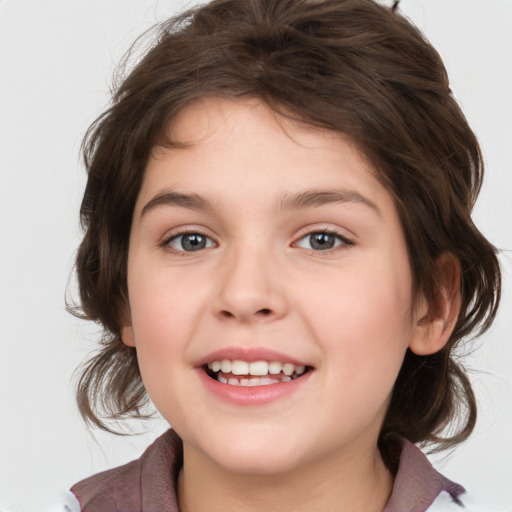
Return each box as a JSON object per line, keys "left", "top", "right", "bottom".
{"left": 194, "top": 347, "right": 311, "bottom": 368}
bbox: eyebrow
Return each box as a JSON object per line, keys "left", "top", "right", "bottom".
{"left": 140, "top": 188, "right": 381, "bottom": 218}
{"left": 276, "top": 190, "right": 381, "bottom": 216}
{"left": 140, "top": 191, "right": 214, "bottom": 218}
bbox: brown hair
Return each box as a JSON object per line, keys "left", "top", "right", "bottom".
{"left": 72, "top": 0, "right": 501, "bottom": 459}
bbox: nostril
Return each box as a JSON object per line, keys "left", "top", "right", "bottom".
{"left": 217, "top": 308, "right": 274, "bottom": 320}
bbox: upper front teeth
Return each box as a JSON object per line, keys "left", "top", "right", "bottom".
{"left": 207, "top": 360, "right": 306, "bottom": 377}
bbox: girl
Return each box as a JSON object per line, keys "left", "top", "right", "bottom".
{"left": 3, "top": 0, "right": 508, "bottom": 510}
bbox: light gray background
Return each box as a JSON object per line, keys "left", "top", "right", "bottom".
{"left": 0, "top": 0, "right": 511, "bottom": 509}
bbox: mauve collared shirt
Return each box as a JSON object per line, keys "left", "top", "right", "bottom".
{"left": 13, "top": 430, "right": 499, "bottom": 512}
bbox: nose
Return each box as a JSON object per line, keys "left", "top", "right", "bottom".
{"left": 212, "top": 244, "right": 288, "bottom": 324}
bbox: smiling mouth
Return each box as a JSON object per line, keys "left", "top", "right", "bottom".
{"left": 204, "top": 359, "right": 312, "bottom": 386}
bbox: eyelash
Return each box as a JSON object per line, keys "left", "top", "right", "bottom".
{"left": 162, "top": 230, "right": 217, "bottom": 256}
{"left": 161, "top": 228, "right": 354, "bottom": 256}
{"left": 293, "top": 229, "right": 354, "bottom": 254}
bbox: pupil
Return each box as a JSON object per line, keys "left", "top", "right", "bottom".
{"left": 182, "top": 234, "right": 206, "bottom": 251}
{"left": 310, "top": 233, "right": 334, "bottom": 250}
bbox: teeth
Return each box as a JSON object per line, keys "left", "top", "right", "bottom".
{"left": 268, "top": 361, "right": 282, "bottom": 375}
{"left": 231, "top": 360, "right": 250, "bottom": 375}
{"left": 207, "top": 358, "right": 308, "bottom": 385}
{"left": 218, "top": 376, "right": 283, "bottom": 387}
{"left": 260, "top": 377, "right": 279, "bottom": 385}
{"left": 249, "top": 361, "right": 269, "bottom": 376}
{"left": 295, "top": 365, "right": 306, "bottom": 376}
{"left": 220, "top": 360, "right": 232, "bottom": 373}
{"left": 282, "top": 363, "right": 295, "bottom": 376}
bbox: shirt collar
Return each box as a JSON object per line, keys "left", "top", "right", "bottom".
{"left": 383, "top": 439, "right": 465, "bottom": 511}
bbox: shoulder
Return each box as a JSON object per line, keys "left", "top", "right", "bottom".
{"left": 0, "top": 492, "right": 81, "bottom": 512}
{"left": 70, "top": 455, "right": 142, "bottom": 510}
{"left": 70, "top": 429, "right": 182, "bottom": 510}
{"left": 386, "top": 440, "right": 510, "bottom": 512}
{"left": 428, "top": 490, "right": 510, "bottom": 512}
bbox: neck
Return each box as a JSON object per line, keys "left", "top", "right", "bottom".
{"left": 177, "top": 440, "right": 393, "bottom": 512}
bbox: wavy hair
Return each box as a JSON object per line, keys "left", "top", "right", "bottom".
{"left": 71, "top": 0, "right": 501, "bottom": 462}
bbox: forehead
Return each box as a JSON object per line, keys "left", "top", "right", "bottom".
{"left": 136, "top": 97, "right": 396, "bottom": 220}
{"left": 168, "top": 97, "right": 346, "bottom": 146}
{"left": 166, "top": 97, "right": 372, "bottom": 167}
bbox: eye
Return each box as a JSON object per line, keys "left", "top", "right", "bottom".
{"left": 166, "top": 232, "right": 215, "bottom": 253}
{"left": 295, "top": 231, "right": 351, "bottom": 251}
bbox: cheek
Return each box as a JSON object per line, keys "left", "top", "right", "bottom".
{"left": 308, "top": 259, "right": 412, "bottom": 334}
{"left": 300, "top": 254, "right": 414, "bottom": 379}
{"left": 128, "top": 293, "right": 189, "bottom": 421}
{"left": 126, "top": 273, "right": 186, "bottom": 381}
{"left": 126, "top": 263, "right": 215, "bottom": 401}
{"left": 128, "top": 262, "right": 208, "bottom": 342}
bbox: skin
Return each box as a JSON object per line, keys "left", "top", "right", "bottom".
{"left": 122, "top": 97, "right": 460, "bottom": 512}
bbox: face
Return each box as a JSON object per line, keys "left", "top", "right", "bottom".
{"left": 125, "top": 97, "right": 422, "bottom": 475}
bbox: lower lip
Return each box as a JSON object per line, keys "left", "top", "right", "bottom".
{"left": 196, "top": 369, "right": 312, "bottom": 406}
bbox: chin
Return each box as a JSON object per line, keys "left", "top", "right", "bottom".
{"left": 199, "top": 427, "right": 307, "bottom": 476}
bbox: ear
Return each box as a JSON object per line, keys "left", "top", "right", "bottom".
{"left": 120, "top": 309, "right": 136, "bottom": 347}
{"left": 409, "top": 253, "right": 461, "bottom": 356}
{"left": 121, "top": 325, "right": 136, "bottom": 347}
